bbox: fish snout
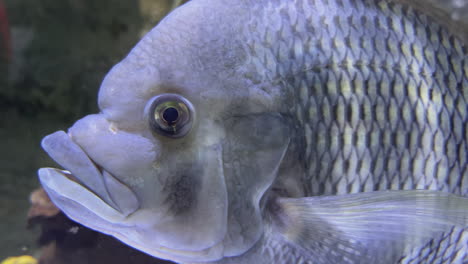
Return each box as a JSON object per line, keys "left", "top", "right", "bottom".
{"left": 40, "top": 124, "right": 140, "bottom": 217}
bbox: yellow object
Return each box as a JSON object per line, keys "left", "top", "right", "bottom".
{"left": 0, "top": 256, "right": 37, "bottom": 264}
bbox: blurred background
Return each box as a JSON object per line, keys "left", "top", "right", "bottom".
{"left": 0, "top": 0, "right": 186, "bottom": 261}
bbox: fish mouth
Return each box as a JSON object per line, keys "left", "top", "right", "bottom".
{"left": 52, "top": 169, "right": 79, "bottom": 183}
{"left": 39, "top": 131, "right": 227, "bottom": 262}
{"left": 39, "top": 130, "right": 139, "bottom": 217}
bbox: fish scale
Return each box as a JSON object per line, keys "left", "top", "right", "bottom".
{"left": 243, "top": 0, "right": 467, "bottom": 198}
{"left": 399, "top": 227, "right": 468, "bottom": 264}
{"left": 238, "top": 2, "right": 468, "bottom": 261}
{"left": 37, "top": 0, "right": 468, "bottom": 263}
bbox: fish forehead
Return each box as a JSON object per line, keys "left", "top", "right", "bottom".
{"left": 96, "top": 0, "right": 255, "bottom": 131}
{"left": 237, "top": 0, "right": 467, "bottom": 197}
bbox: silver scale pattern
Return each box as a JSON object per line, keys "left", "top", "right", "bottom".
{"left": 398, "top": 226, "right": 468, "bottom": 264}
{"left": 241, "top": 0, "right": 467, "bottom": 262}
{"left": 243, "top": 0, "right": 467, "bottom": 197}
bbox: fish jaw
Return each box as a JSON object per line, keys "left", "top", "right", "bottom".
{"left": 38, "top": 115, "right": 230, "bottom": 262}
{"left": 38, "top": 168, "right": 226, "bottom": 262}
{"left": 38, "top": 167, "right": 132, "bottom": 226}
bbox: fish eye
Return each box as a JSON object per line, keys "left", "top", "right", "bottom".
{"left": 148, "top": 94, "right": 195, "bottom": 138}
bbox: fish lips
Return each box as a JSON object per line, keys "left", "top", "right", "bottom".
{"left": 38, "top": 131, "right": 228, "bottom": 262}
{"left": 39, "top": 130, "right": 139, "bottom": 217}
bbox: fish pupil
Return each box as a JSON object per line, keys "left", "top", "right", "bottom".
{"left": 163, "top": 107, "right": 179, "bottom": 125}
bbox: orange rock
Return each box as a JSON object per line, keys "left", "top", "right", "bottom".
{"left": 28, "top": 188, "right": 60, "bottom": 220}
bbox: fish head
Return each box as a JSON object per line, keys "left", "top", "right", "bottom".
{"left": 39, "top": 0, "right": 297, "bottom": 262}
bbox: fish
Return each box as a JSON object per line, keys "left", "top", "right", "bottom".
{"left": 38, "top": 0, "right": 468, "bottom": 263}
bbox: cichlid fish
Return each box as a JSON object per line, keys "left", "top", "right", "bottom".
{"left": 38, "top": 0, "right": 468, "bottom": 263}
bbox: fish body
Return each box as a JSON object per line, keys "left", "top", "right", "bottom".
{"left": 38, "top": 0, "right": 468, "bottom": 263}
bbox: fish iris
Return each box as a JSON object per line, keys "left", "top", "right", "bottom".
{"left": 147, "top": 93, "right": 195, "bottom": 138}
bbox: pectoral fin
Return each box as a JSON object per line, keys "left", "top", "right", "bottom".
{"left": 273, "top": 190, "right": 468, "bottom": 264}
